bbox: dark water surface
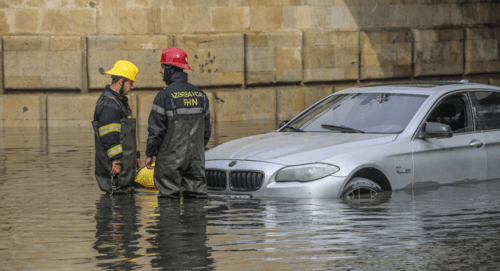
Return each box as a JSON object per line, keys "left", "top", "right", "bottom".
{"left": 1, "top": 123, "right": 500, "bottom": 270}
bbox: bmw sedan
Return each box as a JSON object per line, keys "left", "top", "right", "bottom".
{"left": 205, "top": 81, "right": 500, "bottom": 198}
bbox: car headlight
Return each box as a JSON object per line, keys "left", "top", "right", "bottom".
{"left": 275, "top": 163, "right": 340, "bottom": 182}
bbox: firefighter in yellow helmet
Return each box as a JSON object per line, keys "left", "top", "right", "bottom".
{"left": 92, "top": 60, "right": 141, "bottom": 194}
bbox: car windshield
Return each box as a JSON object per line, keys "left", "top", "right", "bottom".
{"left": 283, "top": 93, "right": 428, "bottom": 134}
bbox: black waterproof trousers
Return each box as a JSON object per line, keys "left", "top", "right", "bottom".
{"left": 93, "top": 118, "right": 137, "bottom": 194}
{"left": 154, "top": 114, "right": 207, "bottom": 198}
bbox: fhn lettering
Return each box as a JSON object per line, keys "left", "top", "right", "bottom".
{"left": 183, "top": 98, "right": 198, "bottom": 106}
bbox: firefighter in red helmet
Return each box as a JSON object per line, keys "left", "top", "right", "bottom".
{"left": 145, "top": 47, "right": 212, "bottom": 199}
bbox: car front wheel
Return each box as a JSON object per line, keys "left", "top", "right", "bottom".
{"left": 341, "top": 177, "right": 383, "bottom": 199}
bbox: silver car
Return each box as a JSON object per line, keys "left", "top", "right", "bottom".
{"left": 205, "top": 81, "right": 500, "bottom": 198}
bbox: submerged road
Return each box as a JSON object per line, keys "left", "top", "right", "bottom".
{"left": 1, "top": 124, "right": 499, "bottom": 270}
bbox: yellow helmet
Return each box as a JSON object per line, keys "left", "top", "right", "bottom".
{"left": 105, "top": 60, "right": 139, "bottom": 82}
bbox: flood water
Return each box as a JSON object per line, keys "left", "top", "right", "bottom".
{"left": 1, "top": 121, "right": 500, "bottom": 270}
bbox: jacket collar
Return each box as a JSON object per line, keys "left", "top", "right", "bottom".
{"left": 170, "top": 71, "right": 188, "bottom": 84}
{"left": 105, "top": 85, "right": 128, "bottom": 103}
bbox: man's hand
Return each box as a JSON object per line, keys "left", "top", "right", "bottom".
{"left": 137, "top": 158, "right": 142, "bottom": 168}
{"left": 111, "top": 160, "right": 124, "bottom": 175}
{"left": 146, "top": 156, "right": 155, "bottom": 169}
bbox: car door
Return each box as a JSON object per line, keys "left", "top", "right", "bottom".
{"left": 469, "top": 90, "right": 500, "bottom": 180}
{"left": 411, "top": 91, "right": 487, "bottom": 186}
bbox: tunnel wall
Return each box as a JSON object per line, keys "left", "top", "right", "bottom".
{"left": 1, "top": 0, "right": 500, "bottom": 129}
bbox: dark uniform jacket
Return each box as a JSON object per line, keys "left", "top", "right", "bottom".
{"left": 94, "top": 86, "right": 140, "bottom": 160}
{"left": 146, "top": 72, "right": 211, "bottom": 197}
{"left": 146, "top": 72, "right": 211, "bottom": 157}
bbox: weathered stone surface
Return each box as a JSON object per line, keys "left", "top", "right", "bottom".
{"left": 277, "top": 85, "right": 333, "bottom": 121}
{"left": 174, "top": 33, "right": 244, "bottom": 87}
{"left": 4, "top": 36, "right": 45, "bottom": 51}
{"left": 1, "top": 95, "right": 45, "bottom": 127}
{"left": 463, "top": 3, "right": 499, "bottom": 26}
{"left": 414, "top": 28, "right": 464, "bottom": 77}
{"left": 46, "top": 94, "right": 99, "bottom": 127}
{"left": 297, "top": 6, "right": 336, "bottom": 29}
{"left": 0, "top": 10, "right": 9, "bottom": 34}
{"left": 88, "top": 35, "right": 170, "bottom": 89}
{"left": 250, "top": 6, "right": 283, "bottom": 31}
{"left": 214, "top": 88, "right": 276, "bottom": 122}
{"left": 0, "top": 95, "right": 3, "bottom": 127}
{"left": 489, "top": 78, "right": 500, "bottom": 87}
{"left": 14, "top": 9, "right": 39, "bottom": 33}
{"left": 212, "top": 7, "right": 250, "bottom": 32}
{"left": 40, "top": 9, "right": 96, "bottom": 33}
{"left": 97, "top": 7, "right": 160, "bottom": 34}
{"left": 160, "top": 7, "right": 186, "bottom": 33}
{"left": 0, "top": 38, "right": 2, "bottom": 94}
{"left": 245, "top": 31, "right": 302, "bottom": 85}
{"left": 361, "top": 30, "right": 412, "bottom": 80}
{"left": 304, "top": 30, "right": 358, "bottom": 82}
{"left": 3, "top": 36, "right": 84, "bottom": 90}
{"left": 185, "top": 7, "right": 212, "bottom": 33}
{"left": 465, "top": 27, "right": 500, "bottom": 75}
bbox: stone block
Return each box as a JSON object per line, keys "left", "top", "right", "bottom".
{"left": 465, "top": 27, "right": 500, "bottom": 75}
{"left": 46, "top": 94, "right": 99, "bottom": 128}
{"left": 297, "top": 6, "right": 332, "bottom": 29}
{"left": 98, "top": 7, "right": 160, "bottom": 34}
{"left": 174, "top": 33, "right": 244, "bottom": 87}
{"left": 137, "top": 93, "right": 156, "bottom": 124}
{"left": 489, "top": 78, "right": 500, "bottom": 87}
{"left": 87, "top": 35, "right": 171, "bottom": 89}
{"left": 1, "top": 95, "right": 45, "bottom": 128}
{"left": 14, "top": 9, "right": 39, "bottom": 33}
{"left": 304, "top": 31, "right": 359, "bottom": 82}
{"left": 214, "top": 88, "right": 277, "bottom": 122}
{"left": 3, "top": 36, "right": 84, "bottom": 90}
{"left": 463, "top": 3, "right": 499, "bottom": 26}
{"left": 277, "top": 85, "right": 333, "bottom": 121}
{"left": 414, "top": 29, "right": 464, "bottom": 77}
{"left": 185, "top": 7, "right": 212, "bottom": 33}
{"left": 245, "top": 31, "right": 303, "bottom": 85}
{"left": 0, "top": 10, "right": 9, "bottom": 34}
{"left": 40, "top": 9, "right": 96, "bottom": 34}
{"left": 160, "top": 7, "right": 186, "bottom": 33}
{"left": 250, "top": 6, "right": 284, "bottom": 31}
{"left": 0, "top": 95, "right": 3, "bottom": 127}
{"left": 283, "top": 6, "right": 297, "bottom": 29}
{"left": 211, "top": 7, "right": 250, "bottom": 32}
{"left": 361, "top": 30, "right": 412, "bottom": 80}
{"left": 0, "top": 37, "right": 2, "bottom": 95}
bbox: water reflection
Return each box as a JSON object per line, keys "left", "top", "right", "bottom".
{"left": 94, "top": 194, "right": 141, "bottom": 269}
{"left": 1, "top": 126, "right": 500, "bottom": 270}
{"left": 147, "top": 199, "right": 213, "bottom": 270}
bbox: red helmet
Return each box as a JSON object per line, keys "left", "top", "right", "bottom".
{"left": 160, "top": 47, "right": 192, "bottom": 70}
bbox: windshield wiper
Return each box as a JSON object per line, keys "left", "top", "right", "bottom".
{"left": 321, "top": 124, "right": 365, "bottom": 133}
{"left": 282, "top": 126, "right": 304, "bottom": 132}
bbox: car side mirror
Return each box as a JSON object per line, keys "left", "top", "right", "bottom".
{"left": 279, "top": 120, "right": 290, "bottom": 129}
{"left": 417, "top": 122, "right": 453, "bottom": 139}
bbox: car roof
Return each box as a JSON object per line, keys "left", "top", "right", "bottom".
{"left": 337, "top": 80, "right": 500, "bottom": 96}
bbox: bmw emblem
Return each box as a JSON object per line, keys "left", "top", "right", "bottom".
{"left": 229, "top": 161, "right": 237, "bottom": 167}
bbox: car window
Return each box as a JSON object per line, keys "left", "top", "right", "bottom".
{"left": 285, "top": 93, "right": 427, "bottom": 134}
{"left": 470, "top": 90, "right": 500, "bottom": 131}
{"left": 425, "top": 93, "right": 473, "bottom": 134}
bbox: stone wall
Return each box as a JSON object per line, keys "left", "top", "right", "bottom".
{"left": 1, "top": 0, "right": 500, "bottom": 129}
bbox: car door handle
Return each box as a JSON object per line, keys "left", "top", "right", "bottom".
{"left": 469, "top": 139, "right": 484, "bottom": 148}
{"left": 397, "top": 169, "right": 411, "bottom": 174}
